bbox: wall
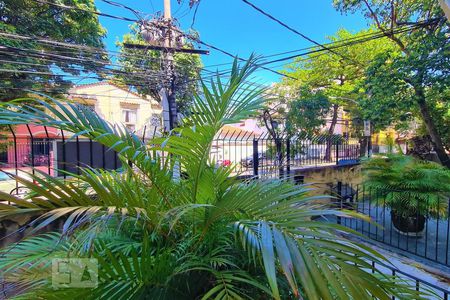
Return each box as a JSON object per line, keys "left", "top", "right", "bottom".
{"left": 291, "top": 163, "right": 362, "bottom": 196}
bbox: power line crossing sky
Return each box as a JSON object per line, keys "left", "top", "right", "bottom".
{"left": 96, "top": 0, "right": 368, "bottom": 84}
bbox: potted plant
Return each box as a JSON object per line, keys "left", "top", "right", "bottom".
{"left": 363, "top": 154, "right": 450, "bottom": 236}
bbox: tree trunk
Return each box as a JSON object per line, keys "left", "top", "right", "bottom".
{"left": 415, "top": 87, "right": 450, "bottom": 168}
{"left": 325, "top": 104, "right": 339, "bottom": 161}
{"left": 359, "top": 137, "right": 368, "bottom": 157}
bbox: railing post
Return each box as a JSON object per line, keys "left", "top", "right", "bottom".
{"left": 335, "top": 139, "right": 339, "bottom": 166}
{"left": 61, "top": 129, "right": 67, "bottom": 180}
{"left": 252, "top": 138, "right": 259, "bottom": 177}
{"left": 76, "top": 135, "right": 80, "bottom": 175}
{"left": 25, "top": 125, "right": 35, "bottom": 177}
{"left": 337, "top": 181, "right": 342, "bottom": 225}
{"left": 276, "top": 138, "right": 283, "bottom": 179}
{"left": 8, "top": 125, "right": 18, "bottom": 196}
{"left": 142, "top": 125, "right": 147, "bottom": 143}
{"left": 43, "top": 126, "right": 51, "bottom": 176}
{"left": 446, "top": 198, "right": 450, "bottom": 265}
{"left": 286, "top": 138, "right": 291, "bottom": 175}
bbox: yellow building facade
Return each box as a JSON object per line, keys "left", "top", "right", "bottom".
{"left": 68, "top": 82, "right": 162, "bottom": 137}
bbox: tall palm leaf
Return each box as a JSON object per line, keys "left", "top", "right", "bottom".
{"left": 0, "top": 57, "right": 423, "bottom": 299}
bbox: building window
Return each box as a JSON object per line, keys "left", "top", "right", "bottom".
{"left": 122, "top": 109, "right": 137, "bottom": 128}
{"left": 122, "top": 109, "right": 137, "bottom": 123}
{"left": 0, "top": 150, "right": 7, "bottom": 164}
{"left": 32, "top": 139, "right": 51, "bottom": 156}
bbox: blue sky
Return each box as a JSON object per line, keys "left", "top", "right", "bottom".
{"left": 96, "top": 0, "right": 369, "bottom": 84}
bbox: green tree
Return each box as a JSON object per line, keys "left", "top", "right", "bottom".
{"left": 286, "top": 92, "right": 331, "bottom": 135}
{"left": 115, "top": 24, "right": 202, "bottom": 114}
{"left": 280, "top": 28, "right": 396, "bottom": 126}
{"left": 426, "top": 92, "right": 450, "bottom": 150}
{"left": 279, "top": 28, "right": 396, "bottom": 159}
{"left": 0, "top": 58, "right": 422, "bottom": 299}
{"left": 0, "top": 0, "right": 107, "bottom": 101}
{"left": 333, "top": 0, "right": 450, "bottom": 168}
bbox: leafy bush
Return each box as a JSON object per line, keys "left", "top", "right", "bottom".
{"left": 363, "top": 154, "right": 450, "bottom": 218}
{"left": 0, "top": 58, "right": 422, "bottom": 299}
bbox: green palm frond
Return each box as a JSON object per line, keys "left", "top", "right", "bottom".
{"left": 200, "top": 270, "right": 272, "bottom": 300}
{"left": 0, "top": 57, "right": 426, "bottom": 299}
{"left": 0, "top": 232, "right": 67, "bottom": 273}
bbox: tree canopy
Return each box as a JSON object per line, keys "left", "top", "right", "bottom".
{"left": 0, "top": 0, "right": 107, "bottom": 101}
{"left": 333, "top": 0, "right": 450, "bottom": 167}
{"left": 278, "top": 28, "right": 396, "bottom": 137}
{"left": 285, "top": 92, "right": 331, "bottom": 135}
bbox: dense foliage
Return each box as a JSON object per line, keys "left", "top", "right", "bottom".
{"left": 333, "top": 0, "right": 450, "bottom": 167}
{"left": 363, "top": 155, "right": 450, "bottom": 218}
{"left": 279, "top": 28, "right": 396, "bottom": 136}
{"left": 0, "top": 0, "right": 107, "bottom": 101}
{"left": 0, "top": 59, "right": 424, "bottom": 299}
{"left": 285, "top": 92, "right": 331, "bottom": 135}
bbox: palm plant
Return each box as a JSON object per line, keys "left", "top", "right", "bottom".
{"left": 363, "top": 154, "right": 450, "bottom": 233}
{"left": 0, "top": 58, "right": 424, "bottom": 299}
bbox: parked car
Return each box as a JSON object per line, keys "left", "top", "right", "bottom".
{"left": 22, "top": 154, "right": 49, "bottom": 167}
{"left": 240, "top": 153, "right": 268, "bottom": 168}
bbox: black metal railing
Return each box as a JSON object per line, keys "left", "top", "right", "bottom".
{"left": 1, "top": 126, "right": 362, "bottom": 195}
{"left": 211, "top": 131, "right": 361, "bottom": 178}
{"left": 331, "top": 181, "right": 450, "bottom": 268}
{"left": 369, "top": 259, "right": 450, "bottom": 299}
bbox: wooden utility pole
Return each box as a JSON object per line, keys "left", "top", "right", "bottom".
{"left": 124, "top": 0, "right": 208, "bottom": 132}
{"left": 439, "top": 0, "right": 450, "bottom": 21}
{"left": 161, "top": 0, "right": 177, "bottom": 132}
{"left": 164, "top": 0, "right": 171, "bottom": 18}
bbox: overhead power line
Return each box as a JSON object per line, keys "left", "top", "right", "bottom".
{"left": 241, "top": 0, "right": 360, "bottom": 66}
{"left": 0, "top": 20, "right": 427, "bottom": 88}
{"left": 0, "top": 21, "right": 425, "bottom": 91}
{"left": 31, "top": 0, "right": 139, "bottom": 22}
{"left": 0, "top": 86, "right": 165, "bottom": 101}
{"left": 2, "top": 0, "right": 438, "bottom": 94}
{"left": 25, "top": 0, "right": 437, "bottom": 73}
{"left": 260, "top": 19, "right": 438, "bottom": 66}
{"left": 0, "top": 32, "right": 227, "bottom": 75}
{"left": 15, "top": 0, "right": 402, "bottom": 76}
{"left": 98, "top": 0, "right": 146, "bottom": 19}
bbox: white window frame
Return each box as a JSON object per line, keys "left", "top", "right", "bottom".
{"left": 122, "top": 108, "right": 137, "bottom": 125}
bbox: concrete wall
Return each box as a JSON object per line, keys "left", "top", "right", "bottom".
{"left": 292, "top": 163, "right": 362, "bottom": 196}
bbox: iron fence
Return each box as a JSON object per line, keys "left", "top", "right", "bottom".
{"left": 211, "top": 131, "right": 361, "bottom": 179}
{"left": 369, "top": 259, "right": 450, "bottom": 299}
{"left": 1, "top": 127, "right": 363, "bottom": 192}
{"left": 330, "top": 181, "right": 450, "bottom": 268}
